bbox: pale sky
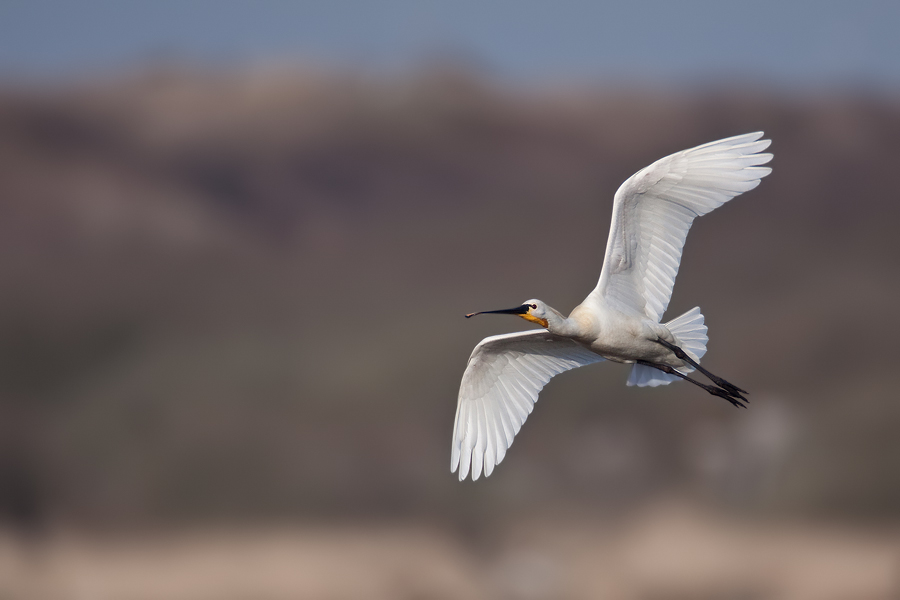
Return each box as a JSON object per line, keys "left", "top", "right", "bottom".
{"left": 2, "top": 0, "right": 899, "bottom": 90}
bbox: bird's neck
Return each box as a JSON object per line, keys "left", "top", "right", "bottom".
{"left": 544, "top": 305, "right": 580, "bottom": 337}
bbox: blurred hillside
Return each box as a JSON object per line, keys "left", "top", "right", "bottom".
{"left": 0, "top": 68, "right": 899, "bottom": 531}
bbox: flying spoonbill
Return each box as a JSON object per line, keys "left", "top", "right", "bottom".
{"left": 453, "top": 132, "right": 772, "bottom": 481}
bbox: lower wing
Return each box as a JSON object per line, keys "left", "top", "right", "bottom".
{"left": 452, "top": 330, "right": 605, "bottom": 481}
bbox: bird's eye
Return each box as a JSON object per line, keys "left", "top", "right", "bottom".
{"left": 529, "top": 303, "right": 537, "bottom": 309}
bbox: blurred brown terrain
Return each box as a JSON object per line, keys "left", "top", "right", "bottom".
{"left": 0, "top": 67, "right": 899, "bottom": 598}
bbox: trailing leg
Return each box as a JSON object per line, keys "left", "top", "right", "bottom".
{"left": 636, "top": 360, "right": 746, "bottom": 409}
{"left": 654, "top": 338, "right": 749, "bottom": 400}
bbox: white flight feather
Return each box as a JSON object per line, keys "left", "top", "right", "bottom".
{"left": 591, "top": 131, "right": 772, "bottom": 321}
{"left": 451, "top": 330, "right": 604, "bottom": 481}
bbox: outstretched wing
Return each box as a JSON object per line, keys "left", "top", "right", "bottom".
{"left": 590, "top": 132, "right": 772, "bottom": 322}
{"left": 452, "top": 330, "right": 604, "bottom": 481}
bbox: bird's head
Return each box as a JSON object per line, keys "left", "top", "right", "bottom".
{"left": 465, "top": 299, "right": 549, "bottom": 328}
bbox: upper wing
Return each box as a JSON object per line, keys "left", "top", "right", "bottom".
{"left": 590, "top": 132, "right": 773, "bottom": 322}
{"left": 452, "top": 330, "right": 604, "bottom": 481}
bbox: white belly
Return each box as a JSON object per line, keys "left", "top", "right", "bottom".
{"left": 585, "top": 309, "right": 682, "bottom": 366}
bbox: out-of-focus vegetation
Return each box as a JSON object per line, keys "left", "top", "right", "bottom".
{"left": 0, "top": 66, "right": 899, "bottom": 598}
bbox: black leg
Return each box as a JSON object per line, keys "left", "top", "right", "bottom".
{"left": 654, "top": 338, "right": 749, "bottom": 399}
{"left": 637, "top": 360, "right": 747, "bottom": 409}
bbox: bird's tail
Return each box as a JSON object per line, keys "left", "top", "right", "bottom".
{"left": 627, "top": 307, "right": 708, "bottom": 387}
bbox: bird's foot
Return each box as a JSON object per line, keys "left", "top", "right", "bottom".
{"left": 706, "top": 374, "right": 748, "bottom": 398}
{"left": 703, "top": 385, "right": 749, "bottom": 408}
{"left": 702, "top": 383, "right": 747, "bottom": 409}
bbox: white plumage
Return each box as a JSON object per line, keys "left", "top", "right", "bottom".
{"left": 453, "top": 132, "right": 773, "bottom": 481}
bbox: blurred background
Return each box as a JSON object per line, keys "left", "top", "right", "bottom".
{"left": 1, "top": 1, "right": 900, "bottom": 598}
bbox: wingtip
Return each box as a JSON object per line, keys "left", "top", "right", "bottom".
{"left": 452, "top": 457, "right": 468, "bottom": 481}
{"left": 745, "top": 131, "right": 767, "bottom": 143}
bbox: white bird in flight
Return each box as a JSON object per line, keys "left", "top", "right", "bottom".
{"left": 452, "top": 132, "right": 773, "bottom": 481}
